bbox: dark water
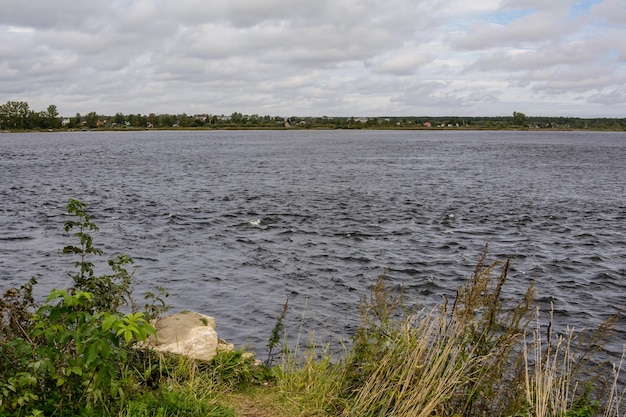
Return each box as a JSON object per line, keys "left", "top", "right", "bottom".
{"left": 1, "top": 129, "right": 624, "bottom": 360}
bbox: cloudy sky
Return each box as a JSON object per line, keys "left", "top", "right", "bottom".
{"left": 1, "top": 0, "right": 625, "bottom": 118}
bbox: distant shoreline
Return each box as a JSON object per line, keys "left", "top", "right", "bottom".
{"left": 2, "top": 126, "right": 625, "bottom": 133}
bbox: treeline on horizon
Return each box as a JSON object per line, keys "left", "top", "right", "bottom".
{"left": 1, "top": 99, "right": 625, "bottom": 131}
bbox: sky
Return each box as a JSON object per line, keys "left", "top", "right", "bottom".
{"left": 1, "top": 0, "right": 625, "bottom": 118}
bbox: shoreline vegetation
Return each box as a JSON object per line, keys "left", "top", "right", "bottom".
{"left": 2, "top": 203, "right": 625, "bottom": 417}
{"left": 1, "top": 101, "right": 625, "bottom": 132}
{"left": 4, "top": 124, "right": 626, "bottom": 133}
{"left": 2, "top": 121, "right": 626, "bottom": 133}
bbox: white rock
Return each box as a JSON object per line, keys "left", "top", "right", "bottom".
{"left": 147, "top": 311, "right": 219, "bottom": 361}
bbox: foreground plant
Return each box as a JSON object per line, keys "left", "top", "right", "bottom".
{"left": 1, "top": 290, "right": 154, "bottom": 416}
{"left": 0, "top": 199, "right": 166, "bottom": 416}
{"left": 63, "top": 198, "right": 169, "bottom": 318}
{"left": 249, "top": 246, "right": 625, "bottom": 416}
{"left": 314, "top": 246, "right": 622, "bottom": 416}
{"left": 523, "top": 306, "right": 625, "bottom": 417}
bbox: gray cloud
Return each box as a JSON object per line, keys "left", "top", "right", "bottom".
{"left": 0, "top": 0, "right": 624, "bottom": 117}
{"left": 589, "top": 0, "right": 626, "bottom": 26}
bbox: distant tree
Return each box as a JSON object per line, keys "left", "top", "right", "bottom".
{"left": 71, "top": 113, "right": 82, "bottom": 128}
{"left": 114, "top": 112, "right": 125, "bottom": 126}
{"left": 84, "top": 111, "right": 98, "bottom": 129}
{"left": 513, "top": 111, "right": 527, "bottom": 126}
{"left": 0, "top": 100, "right": 30, "bottom": 129}
{"left": 176, "top": 113, "right": 195, "bottom": 127}
{"left": 31, "top": 110, "right": 43, "bottom": 128}
{"left": 46, "top": 104, "right": 58, "bottom": 119}
{"left": 148, "top": 113, "right": 158, "bottom": 127}
{"left": 45, "top": 104, "right": 60, "bottom": 128}
{"left": 230, "top": 112, "right": 243, "bottom": 123}
{"left": 159, "top": 114, "right": 174, "bottom": 127}
{"left": 128, "top": 114, "right": 146, "bottom": 128}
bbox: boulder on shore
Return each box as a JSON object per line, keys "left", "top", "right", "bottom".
{"left": 146, "top": 311, "right": 227, "bottom": 361}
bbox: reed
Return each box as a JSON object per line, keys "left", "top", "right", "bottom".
{"left": 604, "top": 348, "right": 625, "bottom": 417}
{"left": 523, "top": 306, "right": 626, "bottom": 417}
{"left": 524, "top": 309, "right": 575, "bottom": 417}
{"left": 341, "top": 307, "right": 480, "bottom": 416}
{"left": 322, "top": 245, "right": 623, "bottom": 416}
{"left": 271, "top": 291, "right": 347, "bottom": 416}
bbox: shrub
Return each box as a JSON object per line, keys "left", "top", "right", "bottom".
{"left": 1, "top": 290, "right": 155, "bottom": 415}
{"left": 63, "top": 198, "right": 169, "bottom": 318}
{"left": 0, "top": 199, "right": 164, "bottom": 416}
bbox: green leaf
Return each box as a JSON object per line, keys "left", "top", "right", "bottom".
{"left": 86, "top": 345, "right": 98, "bottom": 366}
{"left": 144, "top": 324, "right": 156, "bottom": 336}
{"left": 102, "top": 314, "right": 118, "bottom": 331}
{"left": 17, "top": 372, "right": 37, "bottom": 387}
{"left": 46, "top": 288, "right": 65, "bottom": 302}
{"left": 49, "top": 308, "right": 61, "bottom": 323}
{"left": 101, "top": 340, "right": 111, "bottom": 358}
{"left": 63, "top": 246, "right": 83, "bottom": 254}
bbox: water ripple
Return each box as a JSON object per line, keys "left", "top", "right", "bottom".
{"left": 0, "top": 130, "right": 624, "bottom": 364}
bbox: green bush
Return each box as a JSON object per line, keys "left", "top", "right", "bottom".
{"left": 1, "top": 290, "right": 154, "bottom": 416}
{"left": 0, "top": 199, "right": 163, "bottom": 416}
{"left": 62, "top": 198, "right": 169, "bottom": 317}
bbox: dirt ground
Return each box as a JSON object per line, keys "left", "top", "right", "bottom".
{"left": 224, "top": 389, "right": 299, "bottom": 417}
{"left": 228, "top": 394, "right": 279, "bottom": 417}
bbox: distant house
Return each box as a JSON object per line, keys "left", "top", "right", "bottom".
{"left": 423, "top": 121, "right": 432, "bottom": 127}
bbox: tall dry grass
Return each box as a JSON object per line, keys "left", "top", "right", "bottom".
{"left": 306, "top": 246, "right": 624, "bottom": 416}
{"left": 341, "top": 307, "right": 483, "bottom": 416}
{"left": 524, "top": 310, "right": 578, "bottom": 417}
{"left": 523, "top": 306, "right": 625, "bottom": 417}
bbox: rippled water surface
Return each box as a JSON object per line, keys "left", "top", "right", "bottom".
{"left": 1, "top": 130, "right": 624, "bottom": 357}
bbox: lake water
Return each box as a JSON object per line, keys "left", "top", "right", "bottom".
{"left": 1, "top": 129, "right": 624, "bottom": 361}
